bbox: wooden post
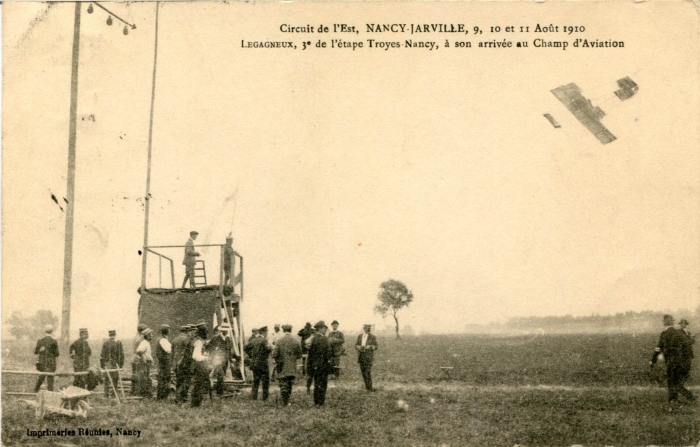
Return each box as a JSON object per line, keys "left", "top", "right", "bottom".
{"left": 140, "top": 2, "right": 160, "bottom": 295}
{"left": 61, "top": 1, "right": 82, "bottom": 350}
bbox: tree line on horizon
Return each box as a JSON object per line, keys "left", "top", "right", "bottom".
{"left": 466, "top": 306, "right": 700, "bottom": 334}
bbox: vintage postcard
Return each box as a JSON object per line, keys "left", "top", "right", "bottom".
{"left": 2, "top": 1, "right": 699, "bottom": 445}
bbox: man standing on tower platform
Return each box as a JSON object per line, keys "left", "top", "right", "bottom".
{"left": 223, "top": 233, "right": 239, "bottom": 285}
{"left": 100, "top": 329, "right": 124, "bottom": 397}
{"left": 156, "top": 324, "right": 172, "bottom": 400}
{"left": 70, "top": 328, "right": 91, "bottom": 389}
{"left": 34, "top": 325, "right": 59, "bottom": 392}
{"left": 181, "top": 231, "right": 200, "bottom": 288}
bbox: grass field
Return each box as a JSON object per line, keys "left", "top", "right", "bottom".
{"left": 2, "top": 333, "right": 699, "bottom": 446}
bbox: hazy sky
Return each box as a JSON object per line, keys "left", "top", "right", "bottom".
{"left": 3, "top": 2, "right": 699, "bottom": 338}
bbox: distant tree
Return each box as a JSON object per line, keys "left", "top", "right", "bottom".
{"left": 6, "top": 312, "right": 32, "bottom": 340}
{"left": 374, "top": 279, "right": 413, "bottom": 339}
{"left": 5, "top": 310, "right": 59, "bottom": 340}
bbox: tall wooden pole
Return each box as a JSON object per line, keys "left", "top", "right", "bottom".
{"left": 140, "top": 2, "right": 160, "bottom": 295}
{"left": 61, "top": 2, "right": 82, "bottom": 347}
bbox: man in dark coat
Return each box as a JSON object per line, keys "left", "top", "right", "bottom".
{"left": 245, "top": 326, "right": 271, "bottom": 400}
{"left": 297, "top": 322, "right": 314, "bottom": 376}
{"left": 355, "top": 324, "right": 379, "bottom": 392}
{"left": 70, "top": 328, "right": 91, "bottom": 389}
{"left": 173, "top": 324, "right": 193, "bottom": 403}
{"left": 207, "top": 324, "right": 233, "bottom": 397}
{"left": 156, "top": 324, "right": 172, "bottom": 400}
{"left": 272, "top": 324, "right": 302, "bottom": 406}
{"left": 650, "top": 314, "right": 695, "bottom": 403}
{"left": 34, "top": 325, "right": 59, "bottom": 392}
{"left": 678, "top": 319, "right": 695, "bottom": 361}
{"left": 190, "top": 323, "right": 210, "bottom": 407}
{"left": 308, "top": 321, "right": 333, "bottom": 406}
{"left": 100, "top": 329, "right": 125, "bottom": 397}
{"left": 328, "top": 320, "right": 345, "bottom": 379}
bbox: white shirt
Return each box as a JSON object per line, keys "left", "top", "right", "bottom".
{"left": 192, "top": 339, "right": 207, "bottom": 362}
{"left": 159, "top": 338, "right": 172, "bottom": 354}
{"left": 136, "top": 339, "right": 153, "bottom": 362}
{"left": 361, "top": 333, "right": 368, "bottom": 347}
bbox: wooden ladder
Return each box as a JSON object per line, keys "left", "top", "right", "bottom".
{"left": 194, "top": 260, "right": 207, "bottom": 287}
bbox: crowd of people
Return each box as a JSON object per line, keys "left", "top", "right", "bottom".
{"left": 33, "top": 319, "right": 380, "bottom": 408}
{"left": 32, "top": 313, "right": 695, "bottom": 408}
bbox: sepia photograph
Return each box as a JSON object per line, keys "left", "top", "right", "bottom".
{"left": 2, "top": 1, "right": 699, "bottom": 445}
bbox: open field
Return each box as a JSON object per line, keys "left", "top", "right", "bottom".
{"left": 3, "top": 334, "right": 699, "bottom": 446}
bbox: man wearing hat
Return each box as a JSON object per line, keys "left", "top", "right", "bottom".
{"left": 248, "top": 328, "right": 259, "bottom": 344}
{"left": 208, "top": 324, "right": 233, "bottom": 397}
{"left": 34, "top": 325, "right": 59, "bottom": 392}
{"left": 70, "top": 328, "right": 92, "bottom": 389}
{"left": 134, "top": 328, "right": 154, "bottom": 398}
{"left": 100, "top": 330, "right": 124, "bottom": 398}
{"left": 131, "top": 323, "right": 148, "bottom": 396}
{"left": 308, "top": 321, "right": 333, "bottom": 406}
{"left": 245, "top": 326, "right": 272, "bottom": 400}
{"left": 269, "top": 324, "right": 282, "bottom": 381}
{"left": 328, "top": 320, "right": 345, "bottom": 379}
{"left": 272, "top": 324, "right": 302, "bottom": 406}
{"left": 355, "top": 324, "right": 379, "bottom": 392}
{"left": 223, "top": 233, "right": 239, "bottom": 285}
{"left": 156, "top": 324, "right": 172, "bottom": 400}
{"left": 190, "top": 322, "right": 210, "bottom": 407}
{"left": 679, "top": 319, "right": 694, "bottom": 342}
{"left": 650, "top": 315, "right": 695, "bottom": 404}
{"left": 172, "top": 324, "right": 193, "bottom": 403}
{"left": 181, "top": 231, "right": 201, "bottom": 288}
{"left": 297, "top": 323, "right": 314, "bottom": 376}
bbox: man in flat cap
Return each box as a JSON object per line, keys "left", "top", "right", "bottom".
{"left": 308, "top": 321, "right": 333, "bottom": 406}
{"left": 34, "top": 325, "right": 59, "bottom": 392}
{"left": 272, "top": 324, "right": 302, "bottom": 406}
{"left": 173, "top": 324, "right": 194, "bottom": 403}
{"left": 679, "top": 319, "right": 695, "bottom": 344}
{"left": 134, "top": 328, "right": 154, "bottom": 398}
{"left": 156, "top": 324, "right": 172, "bottom": 400}
{"left": 131, "top": 323, "right": 148, "bottom": 396}
{"left": 190, "top": 323, "right": 210, "bottom": 407}
{"left": 650, "top": 315, "right": 695, "bottom": 405}
{"left": 355, "top": 324, "right": 379, "bottom": 392}
{"left": 208, "top": 324, "right": 233, "bottom": 397}
{"left": 328, "top": 320, "right": 345, "bottom": 379}
{"left": 245, "top": 326, "right": 271, "bottom": 400}
{"left": 100, "top": 330, "right": 124, "bottom": 397}
{"left": 70, "top": 328, "right": 91, "bottom": 389}
{"left": 181, "top": 231, "right": 201, "bottom": 288}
